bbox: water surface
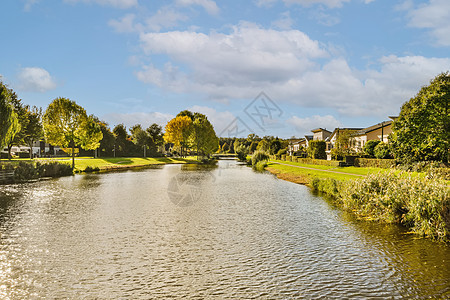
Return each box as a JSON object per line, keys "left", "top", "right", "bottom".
{"left": 1, "top": 160, "right": 449, "bottom": 298}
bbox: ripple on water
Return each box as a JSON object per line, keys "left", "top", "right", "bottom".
{"left": 0, "top": 161, "right": 449, "bottom": 298}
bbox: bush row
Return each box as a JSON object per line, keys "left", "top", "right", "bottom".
{"left": 311, "top": 171, "right": 450, "bottom": 242}
{"left": 271, "top": 155, "right": 341, "bottom": 167}
{"left": 354, "top": 158, "right": 396, "bottom": 168}
{"left": 0, "top": 161, "right": 73, "bottom": 183}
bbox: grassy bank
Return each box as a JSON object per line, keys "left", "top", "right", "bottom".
{"left": 3, "top": 156, "right": 200, "bottom": 173}
{"left": 264, "top": 159, "right": 449, "bottom": 242}
{"left": 311, "top": 173, "right": 449, "bottom": 242}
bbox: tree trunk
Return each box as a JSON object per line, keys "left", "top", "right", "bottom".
{"left": 29, "top": 144, "right": 33, "bottom": 159}
{"left": 7, "top": 145, "right": 12, "bottom": 160}
{"left": 71, "top": 142, "right": 75, "bottom": 170}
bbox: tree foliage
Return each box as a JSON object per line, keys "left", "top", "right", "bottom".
{"left": 43, "top": 97, "right": 102, "bottom": 169}
{"left": 308, "top": 140, "right": 326, "bottom": 159}
{"left": 391, "top": 72, "right": 450, "bottom": 163}
{"left": 23, "top": 106, "right": 43, "bottom": 158}
{"left": 363, "top": 140, "right": 381, "bottom": 158}
{"left": 189, "top": 114, "right": 219, "bottom": 157}
{"left": 164, "top": 115, "right": 192, "bottom": 156}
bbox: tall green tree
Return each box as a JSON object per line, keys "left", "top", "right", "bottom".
{"left": 164, "top": 115, "right": 192, "bottom": 157}
{"left": 98, "top": 121, "right": 115, "bottom": 157}
{"left": 131, "top": 124, "right": 150, "bottom": 157}
{"left": 390, "top": 72, "right": 450, "bottom": 163}
{"left": 146, "top": 123, "right": 164, "bottom": 155}
{"left": 112, "top": 124, "right": 130, "bottom": 157}
{"left": 0, "top": 82, "right": 17, "bottom": 154}
{"left": 78, "top": 115, "right": 103, "bottom": 157}
{"left": 1, "top": 84, "right": 27, "bottom": 159}
{"left": 43, "top": 97, "right": 101, "bottom": 169}
{"left": 23, "top": 106, "right": 44, "bottom": 159}
{"left": 189, "top": 115, "right": 219, "bottom": 157}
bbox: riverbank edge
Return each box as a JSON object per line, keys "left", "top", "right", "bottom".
{"left": 265, "top": 161, "right": 450, "bottom": 243}
{"left": 0, "top": 157, "right": 203, "bottom": 184}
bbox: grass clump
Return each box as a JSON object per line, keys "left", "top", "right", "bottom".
{"left": 252, "top": 150, "right": 269, "bottom": 171}
{"left": 312, "top": 171, "right": 450, "bottom": 242}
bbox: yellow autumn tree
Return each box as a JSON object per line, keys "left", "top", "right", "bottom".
{"left": 164, "top": 115, "right": 192, "bottom": 157}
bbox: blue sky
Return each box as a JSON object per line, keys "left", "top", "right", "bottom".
{"left": 1, "top": 0, "right": 449, "bottom": 138}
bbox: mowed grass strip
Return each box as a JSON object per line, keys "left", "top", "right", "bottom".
{"left": 5, "top": 156, "right": 200, "bottom": 172}
{"left": 270, "top": 159, "right": 388, "bottom": 176}
{"left": 266, "top": 162, "right": 363, "bottom": 185}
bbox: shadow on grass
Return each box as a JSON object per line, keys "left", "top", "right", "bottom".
{"left": 100, "top": 158, "right": 134, "bottom": 165}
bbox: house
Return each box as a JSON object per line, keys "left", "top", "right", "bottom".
{"left": 311, "top": 128, "right": 332, "bottom": 141}
{"left": 287, "top": 135, "right": 312, "bottom": 155}
{"left": 351, "top": 119, "right": 394, "bottom": 152}
{"left": 326, "top": 128, "right": 363, "bottom": 159}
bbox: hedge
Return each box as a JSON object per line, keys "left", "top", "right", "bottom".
{"left": 354, "top": 158, "right": 396, "bottom": 168}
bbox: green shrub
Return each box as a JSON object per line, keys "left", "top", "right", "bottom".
{"left": 236, "top": 145, "right": 248, "bottom": 162}
{"left": 354, "top": 158, "right": 396, "bottom": 168}
{"left": 253, "top": 160, "right": 268, "bottom": 172}
{"left": 374, "top": 142, "right": 391, "bottom": 159}
{"left": 339, "top": 171, "right": 449, "bottom": 241}
{"left": 307, "top": 140, "right": 326, "bottom": 159}
{"left": 38, "top": 162, "right": 73, "bottom": 177}
{"left": 295, "top": 158, "right": 341, "bottom": 167}
{"left": 277, "top": 149, "right": 287, "bottom": 156}
{"left": 83, "top": 166, "right": 100, "bottom": 173}
{"left": 252, "top": 150, "right": 269, "bottom": 166}
{"left": 311, "top": 177, "right": 340, "bottom": 198}
{"left": 363, "top": 140, "right": 381, "bottom": 157}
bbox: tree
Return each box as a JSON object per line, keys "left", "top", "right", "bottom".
{"left": 331, "top": 129, "right": 354, "bottom": 160}
{"left": 146, "top": 123, "right": 164, "bottom": 156}
{"left": 374, "top": 142, "right": 390, "bottom": 159}
{"left": 308, "top": 140, "right": 326, "bottom": 159}
{"left": 1, "top": 85, "right": 27, "bottom": 159}
{"left": 131, "top": 124, "right": 150, "bottom": 157}
{"left": 363, "top": 140, "right": 381, "bottom": 158}
{"left": 164, "top": 115, "right": 192, "bottom": 157}
{"left": 222, "top": 142, "right": 230, "bottom": 153}
{"left": 43, "top": 97, "right": 100, "bottom": 169}
{"left": 269, "top": 138, "right": 282, "bottom": 155}
{"left": 189, "top": 115, "right": 219, "bottom": 158}
{"left": 23, "top": 106, "right": 43, "bottom": 159}
{"left": 0, "top": 82, "right": 17, "bottom": 153}
{"left": 256, "top": 139, "right": 269, "bottom": 152}
{"left": 390, "top": 72, "right": 450, "bottom": 163}
{"left": 113, "top": 124, "right": 129, "bottom": 157}
{"left": 78, "top": 115, "right": 103, "bottom": 157}
{"left": 98, "top": 121, "right": 115, "bottom": 157}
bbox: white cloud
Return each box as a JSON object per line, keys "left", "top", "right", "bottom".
{"left": 64, "top": 0, "right": 138, "bottom": 9}
{"left": 101, "top": 112, "right": 174, "bottom": 129}
{"left": 287, "top": 115, "right": 342, "bottom": 135}
{"left": 18, "top": 67, "right": 57, "bottom": 92}
{"left": 137, "top": 22, "right": 328, "bottom": 98}
{"left": 145, "top": 7, "right": 189, "bottom": 32}
{"left": 175, "top": 0, "right": 219, "bottom": 15}
{"left": 284, "top": 0, "right": 351, "bottom": 8}
{"left": 407, "top": 0, "right": 450, "bottom": 46}
{"left": 134, "top": 20, "right": 450, "bottom": 118}
{"left": 108, "top": 14, "right": 138, "bottom": 33}
{"left": 24, "top": 0, "right": 39, "bottom": 11}
{"left": 272, "top": 11, "right": 294, "bottom": 30}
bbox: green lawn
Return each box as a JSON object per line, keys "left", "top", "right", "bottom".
{"left": 270, "top": 159, "right": 388, "bottom": 176}
{"left": 2, "top": 156, "right": 200, "bottom": 172}
{"left": 266, "top": 162, "right": 364, "bottom": 182}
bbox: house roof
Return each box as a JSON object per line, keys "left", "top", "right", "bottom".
{"left": 356, "top": 120, "right": 393, "bottom": 135}
{"left": 304, "top": 135, "right": 313, "bottom": 140}
{"left": 311, "top": 128, "right": 331, "bottom": 133}
{"left": 328, "top": 128, "right": 363, "bottom": 140}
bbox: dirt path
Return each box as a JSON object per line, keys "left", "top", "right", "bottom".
{"left": 269, "top": 161, "right": 365, "bottom": 177}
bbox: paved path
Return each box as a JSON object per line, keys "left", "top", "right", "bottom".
{"left": 269, "top": 161, "right": 365, "bottom": 177}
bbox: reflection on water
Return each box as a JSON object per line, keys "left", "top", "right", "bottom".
{"left": 0, "top": 161, "right": 449, "bottom": 298}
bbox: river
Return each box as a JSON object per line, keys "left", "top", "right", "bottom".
{"left": 0, "top": 160, "right": 449, "bottom": 298}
